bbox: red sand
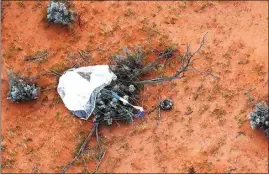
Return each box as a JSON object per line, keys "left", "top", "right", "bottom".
{"left": 1, "top": 1, "right": 268, "bottom": 173}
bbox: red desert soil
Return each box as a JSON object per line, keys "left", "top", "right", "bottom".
{"left": 1, "top": 1, "right": 268, "bottom": 173}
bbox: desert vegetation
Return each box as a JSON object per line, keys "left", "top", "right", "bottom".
{"left": 1, "top": 1, "right": 268, "bottom": 173}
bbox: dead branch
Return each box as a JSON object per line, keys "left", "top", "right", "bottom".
{"left": 40, "top": 85, "right": 57, "bottom": 92}
{"left": 186, "top": 67, "right": 218, "bottom": 79}
{"left": 244, "top": 88, "right": 255, "bottom": 106}
{"left": 135, "top": 54, "right": 165, "bottom": 76}
{"left": 190, "top": 32, "right": 208, "bottom": 57}
{"left": 61, "top": 123, "right": 99, "bottom": 174}
{"left": 95, "top": 125, "right": 103, "bottom": 159}
{"left": 134, "top": 32, "right": 211, "bottom": 85}
{"left": 47, "top": 70, "right": 62, "bottom": 77}
{"left": 155, "top": 106, "right": 161, "bottom": 128}
{"left": 147, "top": 104, "right": 160, "bottom": 115}
{"left": 79, "top": 50, "right": 90, "bottom": 63}
{"left": 82, "top": 157, "right": 89, "bottom": 173}
{"left": 92, "top": 151, "right": 106, "bottom": 174}
{"left": 24, "top": 51, "right": 49, "bottom": 62}
{"left": 134, "top": 46, "right": 175, "bottom": 77}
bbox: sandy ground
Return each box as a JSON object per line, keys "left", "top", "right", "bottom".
{"left": 1, "top": 1, "right": 268, "bottom": 173}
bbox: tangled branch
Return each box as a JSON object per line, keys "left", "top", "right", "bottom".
{"left": 134, "top": 32, "right": 210, "bottom": 85}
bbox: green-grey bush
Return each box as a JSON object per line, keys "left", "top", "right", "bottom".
{"left": 47, "top": 1, "right": 76, "bottom": 26}
{"left": 7, "top": 71, "right": 40, "bottom": 102}
{"left": 248, "top": 102, "right": 269, "bottom": 137}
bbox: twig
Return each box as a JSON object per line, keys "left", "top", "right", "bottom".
{"left": 184, "top": 110, "right": 193, "bottom": 115}
{"left": 187, "top": 67, "right": 217, "bottom": 79}
{"left": 82, "top": 157, "right": 89, "bottom": 173}
{"left": 41, "top": 85, "right": 57, "bottom": 92}
{"left": 96, "top": 126, "right": 103, "bottom": 160}
{"left": 24, "top": 51, "right": 49, "bottom": 62}
{"left": 88, "top": 46, "right": 106, "bottom": 52}
{"left": 134, "top": 46, "right": 174, "bottom": 77}
{"left": 190, "top": 32, "right": 208, "bottom": 57}
{"left": 147, "top": 104, "right": 160, "bottom": 115}
{"left": 134, "top": 74, "right": 184, "bottom": 85}
{"left": 135, "top": 54, "right": 165, "bottom": 76}
{"left": 155, "top": 95, "right": 162, "bottom": 128}
{"left": 155, "top": 106, "right": 161, "bottom": 128}
{"left": 245, "top": 88, "right": 255, "bottom": 106}
{"left": 47, "top": 70, "right": 62, "bottom": 77}
{"left": 79, "top": 50, "right": 90, "bottom": 63}
{"left": 72, "top": 63, "right": 79, "bottom": 68}
{"left": 92, "top": 151, "right": 106, "bottom": 174}
{"left": 115, "top": 121, "right": 121, "bottom": 127}
{"left": 61, "top": 123, "right": 98, "bottom": 174}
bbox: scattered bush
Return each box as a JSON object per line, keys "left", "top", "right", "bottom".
{"left": 7, "top": 71, "right": 40, "bottom": 102}
{"left": 248, "top": 102, "right": 269, "bottom": 137}
{"left": 47, "top": 1, "right": 76, "bottom": 26}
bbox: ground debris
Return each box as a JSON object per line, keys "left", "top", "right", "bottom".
{"left": 79, "top": 50, "right": 91, "bottom": 63}
{"left": 158, "top": 46, "right": 174, "bottom": 59}
{"left": 188, "top": 167, "right": 196, "bottom": 174}
{"left": 24, "top": 50, "right": 49, "bottom": 62}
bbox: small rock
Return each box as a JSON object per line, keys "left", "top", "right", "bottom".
{"left": 160, "top": 99, "right": 173, "bottom": 110}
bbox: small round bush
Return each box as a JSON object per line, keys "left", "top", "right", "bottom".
{"left": 47, "top": 1, "right": 76, "bottom": 26}
{"left": 7, "top": 71, "right": 40, "bottom": 102}
{"left": 248, "top": 102, "right": 269, "bottom": 138}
